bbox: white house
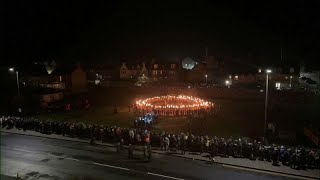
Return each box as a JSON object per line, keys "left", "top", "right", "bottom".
{"left": 120, "top": 62, "right": 149, "bottom": 79}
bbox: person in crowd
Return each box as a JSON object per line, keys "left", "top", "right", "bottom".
{"left": 272, "top": 147, "right": 279, "bottom": 166}
{"left": 128, "top": 144, "right": 133, "bottom": 159}
{"left": 2, "top": 116, "right": 320, "bottom": 169}
{"left": 120, "top": 138, "right": 124, "bottom": 151}
{"left": 147, "top": 144, "right": 152, "bottom": 161}
{"left": 116, "top": 141, "right": 121, "bottom": 153}
{"left": 143, "top": 145, "right": 148, "bottom": 160}
{"left": 90, "top": 136, "right": 96, "bottom": 145}
{"left": 165, "top": 135, "right": 170, "bottom": 151}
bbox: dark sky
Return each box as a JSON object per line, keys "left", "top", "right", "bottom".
{"left": 2, "top": 0, "right": 320, "bottom": 68}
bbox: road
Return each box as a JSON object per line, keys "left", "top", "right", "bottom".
{"left": 1, "top": 132, "right": 293, "bottom": 180}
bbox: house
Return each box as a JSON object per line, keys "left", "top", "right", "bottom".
{"left": 87, "top": 62, "right": 118, "bottom": 81}
{"left": 150, "top": 62, "right": 179, "bottom": 81}
{"left": 119, "top": 60, "right": 180, "bottom": 81}
{"left": 21, "top": 62, "right": 88, "bottom": 95}
{"left": 299, "top": 71, "right": 320, "bottom": 91}
{"left": 34, "top": 88, "right": 64, "bottom": 104}
{"left": 120, "top": 62, "right": 148, "bottom": 79}
{"left": 255, "top": 69, "right": 299, "bottom": 90}
{"left": 232, "top": 73, "right": 256, "bottom": 83}
{"left": 183, "top": 61, "right": 207, "bottom": 82}
{"left": 182, "top": 56, "right": 222, "bottom": 83}
{"left": 69, "top": 65, "right": 88, "bottom": 94}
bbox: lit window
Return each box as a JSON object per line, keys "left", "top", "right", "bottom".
{"left": 235, "top": 75, "right": 238, "bottom": 80}
{"left": 154, "top": 64, "right": 158, "bottom": 69}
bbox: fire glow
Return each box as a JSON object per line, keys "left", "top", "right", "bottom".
{"left": 135, "top": 95, "right": 214, "bottom": 110}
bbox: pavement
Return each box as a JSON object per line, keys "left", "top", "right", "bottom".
{"left": 1, "top": 128, "right": 319, "bottom": 180}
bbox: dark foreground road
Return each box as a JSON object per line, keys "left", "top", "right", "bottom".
{"left": 1, "top": 132, "right": 294, "bottom": 180}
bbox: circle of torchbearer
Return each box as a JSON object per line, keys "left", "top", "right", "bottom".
{"left": 135, "top": 95, "right": 214, "bottom": 116}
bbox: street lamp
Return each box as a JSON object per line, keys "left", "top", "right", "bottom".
{"left": 225, "top": 80, "right": 230, "bottom": 88}
{"left": 289, "top": 76, "right": 293, "bottom": 88}
{"left": 264, "top": 69, "right": 272, "bottom": 138}
{"left": 9, "top": 67, "right": 20, "bottom": 96}
{"left": 205, "top": 74, "right": 208, "bottom": 85}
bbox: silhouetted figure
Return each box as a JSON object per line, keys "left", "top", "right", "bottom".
{"left": 128, "top": 144, "right": 133, "bottom": 159}
{"left": 143, "top": 145, "right": 148, "bottom": 160}
{"left": 90, "top": 137, "right": 96, "bottom": 145}
{"left": 120, "top": 138, "right": 124, "bottom": 151}
{"left": 147, "top": 145, "right": 152, "bottom": 161}
{"left": 116, "top": 142, "right": 121, "bottom": 153}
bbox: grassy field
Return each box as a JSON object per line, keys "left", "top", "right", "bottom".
{"left": 31, "top": 87, "right": 319, "bottom": 140}
{"left": 33, "top": 106, "right": 135, "bottom": 128}
{"left": 33, "top": 99, "right": 265, "bottom": 138}
{"left": 154, "top": 99, "right": 265, "bottom": 138}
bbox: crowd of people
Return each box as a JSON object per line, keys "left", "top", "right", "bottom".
{"left": 1, "top": 116, "right": 319, "bottom": 170}
{"left": 134, "top": 113, "right": 158, "bottom": 128}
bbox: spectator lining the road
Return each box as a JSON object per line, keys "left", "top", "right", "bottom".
{"left": 1, "top": 116, "right": 319, "bottom": 170}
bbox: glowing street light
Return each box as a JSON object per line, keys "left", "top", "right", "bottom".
{"left": 225, "top": 80, "right": 230, "bottom": 88}
{"left": 264, "top": 69, "right": 272, "bottom": 137}
{"left": 8, "top": 67, "right": 20, "bottom": 96}
{"left": 205, "top": 74, "right": 208, "bottom": 85}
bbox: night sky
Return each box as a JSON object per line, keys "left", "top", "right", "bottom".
{"left": 2, "top": 1, "right": 320, "bottom": 68}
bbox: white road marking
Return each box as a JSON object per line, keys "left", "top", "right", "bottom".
{"left": 222, "top": 164, "right": 316, "bottom": 180}
{"left": 92, "top": 162, "right": 130, "bottom": 171}
{"left": 48, "top": 154, "right": 62, "bottom": 158}
{"left": 47, "top": 154, "right": 79, "bottom": 161}
{"left": 12, "top": 148, "right": 80, "bottom": 162}
{"left": 13, "top": 148, "right": 38, "bottom": 154}
{"left": 64, "top": 157, "right": 79, "bottom": 161}
{"left": 147, "top": 172, "right": 185, "bottom": 180}
{"left": 8, "top": 144, "right": 184, "bottom": 179}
